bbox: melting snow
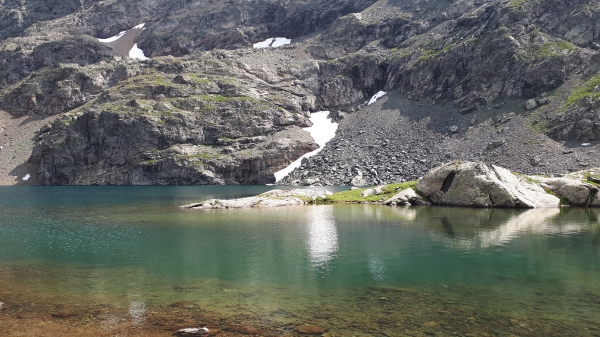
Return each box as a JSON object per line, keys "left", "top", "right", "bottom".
{"left": 367, "top": 91, "right": 387, "bottom": 105}
{"left": 22, "top": 174, "right": 30, "bottom": 181}
{"left": 274, "top": 111, "right": 338, "bottom": 182}
{"left": 98, "top": 23, "right": 149, "bottom": 61}
{"left": 253, "top": 37, "right": 291, "bottom": 49}
{"left": 97, "top": 30, "right": 127, "bottom": 43}
{"left": 129, "top": 43, "right": 149, "bottom": 60}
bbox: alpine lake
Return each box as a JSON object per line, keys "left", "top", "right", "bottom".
{"left": 0, "top": 186, "right": 599, "bottom": 336}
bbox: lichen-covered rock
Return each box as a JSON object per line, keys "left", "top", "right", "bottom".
{"left": 32, "top": 57, "right": 319, "bottom": 185}
{"left": 416, "top": 161, "right": 559, "bottom": 208}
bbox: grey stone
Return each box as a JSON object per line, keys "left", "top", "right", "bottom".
{"left": 540, "top": 177, "right": 599, "bottom": 206}
{"left": 525, "top": 99, "right": 538, "bottom": 110}
{"left": 181, "top": 189, "right": 332, "bottom": 209}
{"left": 416, "top": 161, "right": 559, "bottom": 208}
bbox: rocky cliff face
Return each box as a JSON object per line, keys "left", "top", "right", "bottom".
{"left": 0, "top": 0, "right": 599, "bottom": 185}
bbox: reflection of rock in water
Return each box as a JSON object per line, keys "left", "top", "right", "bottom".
{"left": 306, "top": 205, "right": 338, "bottom": 269}
{"left": 440, "top": 217, "right": 455, "bottom": 238}
{"left": 427, "top": 208, "right": 587, "bottom": 249}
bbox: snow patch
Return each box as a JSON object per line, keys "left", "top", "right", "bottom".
{"left": 97, "top": 30, "right": 127, "bottom": 43}
{"left": 98, "top": 23, "right": 146, "bottom": 43}
{"left": 129, "top": 43, "right": 149, "bottom": 60}
{"left": 367, "top": 91, "right": 387, "bottom": 105}
{"left": 274, "top": 111, "right": 338, "bottom": 182}
{"left": 253, "top": 37, "right": 291, "bottom": 49}
{"left": 22, "top": 174, "right": 30, "bottom": 181}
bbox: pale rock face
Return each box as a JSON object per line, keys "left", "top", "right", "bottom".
{"left": 540, "top": 177, "right": 599, "bottom": 206}
{"left": 181, "top": 189, "right": 332, "bottom": 209}
{"left": 384, "top": 188, "right": 428, "bottom": 206}
{"left": 416, "top": 161, "right": 560, "bottom": 208}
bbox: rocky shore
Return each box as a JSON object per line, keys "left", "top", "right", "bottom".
{"left": 184, "top": 162, "right": 600, "bottom": 209}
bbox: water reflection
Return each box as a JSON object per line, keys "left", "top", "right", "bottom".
{"left": 368, "top": 254, "right": 386, "bottom": 282}
{"left": 425, "top": 207, "right": 596, "bottom": 250}
{"left": 306, "top": 205, "right": 338, "bottom": 270}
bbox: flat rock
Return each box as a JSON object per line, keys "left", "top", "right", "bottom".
{"left": 182, "top": 189, "right": 332, "bottom": 209}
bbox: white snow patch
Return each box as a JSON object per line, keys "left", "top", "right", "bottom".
{"left": 129, "top": 43, "right": 149, "bottom": 60}
{"left": 253, "top": 37, "right": 291, "bottom": 49}
{"left": 132, "top": 23, "right": 146, "bottom": 30}
{"left": 274, "top": 111, "right": 338, "bottom": 182}
{"left": 367, "top": 91, "right": 387, "bottom": 105}
{"left": 97, "top": 30, "right": 127, "bottom": 43}
{"left": 22, "top": 174, "right": 30, "bottom": 181}
{"left": 582, "top": 143, "right": 591, "bottom": 146}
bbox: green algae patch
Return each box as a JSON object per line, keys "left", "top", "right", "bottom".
{"left": 322, "top": 181, "right": 417, "bottom": 203}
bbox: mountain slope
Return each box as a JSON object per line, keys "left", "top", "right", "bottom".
{"left": 0, "top": 0, "right": 598, "bottom": 185}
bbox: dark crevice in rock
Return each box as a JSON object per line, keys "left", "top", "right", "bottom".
{"left": 440, "top": 171, "right": 456, "bottom": 193}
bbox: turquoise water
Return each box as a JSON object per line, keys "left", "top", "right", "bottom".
{"left": 0, "top": 186, "right": 600, "bottom": 336}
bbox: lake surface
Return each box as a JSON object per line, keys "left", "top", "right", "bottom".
{"left": 0, "top": 186, "right": 599, "bottom": 336}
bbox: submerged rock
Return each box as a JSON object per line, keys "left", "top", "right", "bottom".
{"left": 176, "top": 327, "right": 209, "bottom": 336}
{"left": 416, "top": 161, "right": 559, "bottom": 208}
{"left": 295, "top": 324, "right": 328, "bottom": 334}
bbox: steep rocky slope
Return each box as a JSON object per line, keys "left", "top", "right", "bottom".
{"left": 0, "top": 0, "right": 599, "bottom": 185}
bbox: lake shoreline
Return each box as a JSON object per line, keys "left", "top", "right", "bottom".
{"left": 183, "top": 161, "right": 600, "bottom": 210}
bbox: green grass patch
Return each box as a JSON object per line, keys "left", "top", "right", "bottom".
{"left": 510, "top": 0, "right": 526, "bottom": 7}
{"left": 564, "top": 76, "right": 600, "bottom": 107}
{"left": 323, "top": 181, "right": 417, "bottom": 203}
{"left": 543, "top": 187, "right": 571, "bottom": 205}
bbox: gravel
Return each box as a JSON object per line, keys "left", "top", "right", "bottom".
{"left": 279, "top": 91, "right": 600, "bottom": 186}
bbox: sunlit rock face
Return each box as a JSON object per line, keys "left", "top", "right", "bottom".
{"left": 416, "top": 161, "right": 560, "bottom": 208}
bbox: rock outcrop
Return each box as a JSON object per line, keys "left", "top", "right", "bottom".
{"left": 31, "top": 56, "right": 318, "bottom": 185}
{"left": 540, "top": 177, "right": 599, "bottom": 206}
{"left": 182, "top": 189, "right": 332, "bottom": 209}
{"left": 415, "top": 161, "right": 560, "bottom": 208}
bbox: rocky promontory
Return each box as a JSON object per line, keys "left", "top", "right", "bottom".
{"left": 183, "top": 161, "right": 600, "bottom": 209}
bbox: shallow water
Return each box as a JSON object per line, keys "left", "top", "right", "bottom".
{"left": 1, "top": 186, "right": 600, "bottom": 336}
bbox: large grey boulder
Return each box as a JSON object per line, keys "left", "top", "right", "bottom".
{"left": 416, "top": 161, "right": 559, "bottom": 208}
{"left": 541, "top": 177, "right": 599, "bottom": 206}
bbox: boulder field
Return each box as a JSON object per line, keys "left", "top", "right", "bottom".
{"left": 183, "top": 161, "right": 600, "bottom": 209}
